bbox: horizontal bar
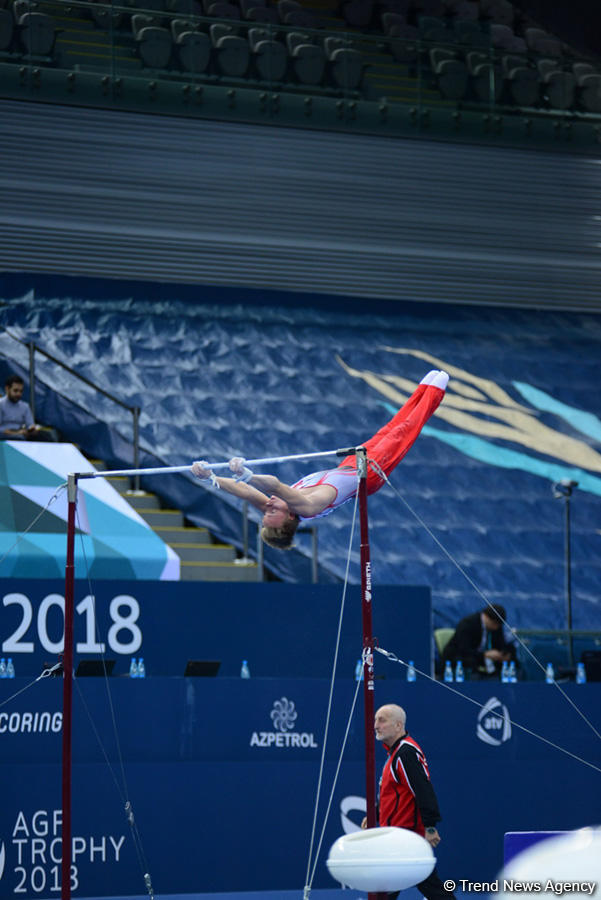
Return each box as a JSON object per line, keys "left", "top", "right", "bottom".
{"left": 75, "top": 446, "right": 360, "bottom": 480}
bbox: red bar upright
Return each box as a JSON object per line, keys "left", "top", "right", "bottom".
{"left": 61, "top": 474, "right": 77, "bottom": 900}
{"left": 356, "top": 449, "right": 386, "bottom": 900}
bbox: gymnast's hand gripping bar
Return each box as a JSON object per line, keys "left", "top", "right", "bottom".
{"left": 73, "top": 447, "right": 361, "bottom": 480}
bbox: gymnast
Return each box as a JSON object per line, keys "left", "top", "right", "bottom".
{"left": 192, "top": 369, "right": 448, "bottom": 549}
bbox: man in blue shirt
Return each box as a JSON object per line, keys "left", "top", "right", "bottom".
{"left": 0, "top": 374, "right": 52, "bottom": 440}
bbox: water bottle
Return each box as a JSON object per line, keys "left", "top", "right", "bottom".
{"left": 240, "top": 659, "right": 251, "bottom": 679}
{"left": 454, "top": 660, "right": 464, "bottom": 683}
{"left": 576, "top": 662, "right": 587, "bottom": 684}
{"left": 484, "top": 656, "right": 496, "bottom": 675}
{"left": 137, "top": 658, "right": 146, "bottom": 679}
{"left": 129, "top": 658, "right": 138, "bottom": 678}
{"left": 508, "top": 660, "right": 517, "bottom": 683}
{"left": 545, "top": 662, "right": 555, "bottom": 684}
{"left": 0, "top": 658, "right": 6, "bottom": 678}
{"left": 406, "top": 661, "right": 417, "bottom": 682}
{"left": 443, "top": 660, "right": 453, "bottom": 683}
{"left": 354, "top": 659, "right": 363, "bottom": 681}
{"left": 501, "top": 660, "right": 509, "bottom": 683}
{"left": 6, "top": 658, "right": 15, "bottom": 679}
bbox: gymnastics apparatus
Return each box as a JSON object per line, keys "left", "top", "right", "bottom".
{"left": 4, "top": 367, "right": 601, "bottom": 900}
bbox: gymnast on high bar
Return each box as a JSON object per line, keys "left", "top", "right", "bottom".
{"left": 192, "top": 370, "right": 448, "bottom": 549}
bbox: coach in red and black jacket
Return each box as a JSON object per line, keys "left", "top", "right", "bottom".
{"left": 364, "top": 704, "right": 456, "bottom": 900}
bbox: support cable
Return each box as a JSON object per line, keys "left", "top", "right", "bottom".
{"left": 0, "top": 481, "right": 67, "bottom": 569}
{"left": 375, "top": 647, "right": 601, "bottom": 775}
{"left": 368, "top": 458, "right": 601, "bottom": 745}
{"left": 303, "top": 488, "right": 360, "bottom": 900}
{"left": 74, "top": 506, "right": 156, "bottom": 899}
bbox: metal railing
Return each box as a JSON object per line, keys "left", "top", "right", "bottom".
{"left": 4, "top": 329, "right": 143, "bottom": 491}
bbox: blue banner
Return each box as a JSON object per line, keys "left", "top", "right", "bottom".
{"left": 0, "top": 677, "right": 599, "bottom": 897}
{"left": 0, "top": 580, "right": 432, "bottom": 679}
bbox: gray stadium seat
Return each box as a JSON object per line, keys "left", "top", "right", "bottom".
{"left": 466, "top": 50, "right": 503, "bottom": 102}
{"left": 286, "top": 31, "right": 325, "bottom": 85}
{"left": 324, "top": 36, "right": 364, "bottom": 90}
{"left": 453, "top": 18, "right": 490, "bottom": 49}
{"left": 340, "top": 0, "right": 374, "bottom": 29}
{"left": 419, "top": 15, "right": 448, "bottom": 43}
{"left": 384, "top": 18, "right": 419, "bottom": 63}
{"left": 210, "top": 22, "right": 250, "bottom": 75}
{"left": 429, "top": 47, "right": 468, "bottom": 99}
{"left": 573, "top": 64, "right": 601, "bottom": 113}
{"left": 0, "top": 6, "right": 14, "bottom": 49}
{"left": 249, "top": 26, "right": 287, "bottom": 81}
{"left": 277, "top": 0, "right": 316, "bottom": 28}
{"left": 171, "top": 19, "right": 211, "bottom": 72}
{"left": 502, "top": 54, "right": 540, "bottom": 107}
{"left": 240, "top": 0, "right": 279, "bottom": 22}
{"left": 204, "top": 0, "right": 241, "bottom": 18}
{"left": 16, "top": 10, "right": 57, "bottom": 56}
{"left": 132, "top": 14, "right": 173, "bottom": 67}
{"left": 524, "top": 27, "right": 563, "bottom": 59}
{"left": 537, "top": 60, "right": 575, "bottom": 111}
{"left": 490, "top": 23, "right": 525, "bottom": 53}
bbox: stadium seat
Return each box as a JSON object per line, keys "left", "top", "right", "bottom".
{"left": 434, "top": 627, "right": 455, "bottom": 657}
{"left": 429, "top": 47, "right": 468, "bottom": 100}
{"left": 418, "top": 15, "right": 448, "bottom": 43}
{"left": 573, "top": 64, "right": 601, "bottom": 113}
{"left": 204, "top": 0, "right": 241, "bottom": 18}
{"left": 277, "top": 0, "right": 317, "bottom": 28}
{"left": 340, "top": 0, "right": 374, "bottom": 29}
{"left": 324, "top": 36, "right": 365, "bottom": 90}
{"left": 172, "top": 19, "right": 211, "bottom": 73}
{"left": 286, "top": 31, "right": 325, "bottom": 85}
{"left": 537, "top": 59, "right": 575, "bottom": 110}
{"left": 132, "top": 14, "right": 173, "bottom": 68}
{"left": 453, "top": 18, "right": 490, "bottom": 49}
{"left": 524, "top": 27, "right": 563, "bottom": 59}
{"left": 466, "top": 50, "right": 504, "bottom": 102}
{"left": 0, "top": 6, "right": 14, "bottom": 50}
{"left": 240, "top": 0, "right": 279, "bottom": 23}
{"left": 210, "top": 22, "right": 250, "bottom": 75}
{"left": 490, "top": 23, "right": 526, "bottom": 53}
{"left": 502, "top": 54, "right": 540, "bottom": 106}
{"left": 16, "top": 9, "right": 57, "bottom": 56}
{"left": 249, "top": 26, "right": 288, "bottom": 81}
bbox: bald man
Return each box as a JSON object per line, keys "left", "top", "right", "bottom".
{"left": 363, "top": 704, "right": 455, "bottom": 900}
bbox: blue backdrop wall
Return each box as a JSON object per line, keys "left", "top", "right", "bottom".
{"left": 0, "top": 678, "right": 599, "bottom": 898}
{"left": 1, "top": 274, "right": 600, "bottom": 634}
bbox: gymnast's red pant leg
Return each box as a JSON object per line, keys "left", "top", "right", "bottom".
{"left": 338, "top": 383, "right": 445, "bottom": 493}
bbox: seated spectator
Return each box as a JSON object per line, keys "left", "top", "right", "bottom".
{"left": 443, "top": 603, "right": 517, "bottom": 678}
{"left": 0, "top": 374, "right": 58, "bottom": 441}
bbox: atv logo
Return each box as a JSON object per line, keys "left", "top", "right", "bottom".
{"left": 250, "top": 697, "right": 318, "bottom": 749}
{"left": 477, "top": 696, "right": 512, "bottom": 746}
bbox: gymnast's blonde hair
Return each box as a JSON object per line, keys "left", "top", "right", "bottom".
{"left": 260, "top": 515, "right": 300, "bottom": 550}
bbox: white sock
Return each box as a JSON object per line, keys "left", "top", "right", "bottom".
{"left": 430, "top": 370, "right": 449, "bottom": 391}
{"left": 420, "top": 369, "right": 440, "bottom": 386}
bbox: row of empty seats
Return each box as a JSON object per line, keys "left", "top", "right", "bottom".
{"left": 87, "top": 0, "right": 320, "bottom": 30}
{"left": 134, "top": 16, "right": 365, "bottom": 87}
{"left": 427, "top": 47, "right": 601, "bottom": 111}
{"left": 340, "top": 0, "right": 516, "bottom": 32}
